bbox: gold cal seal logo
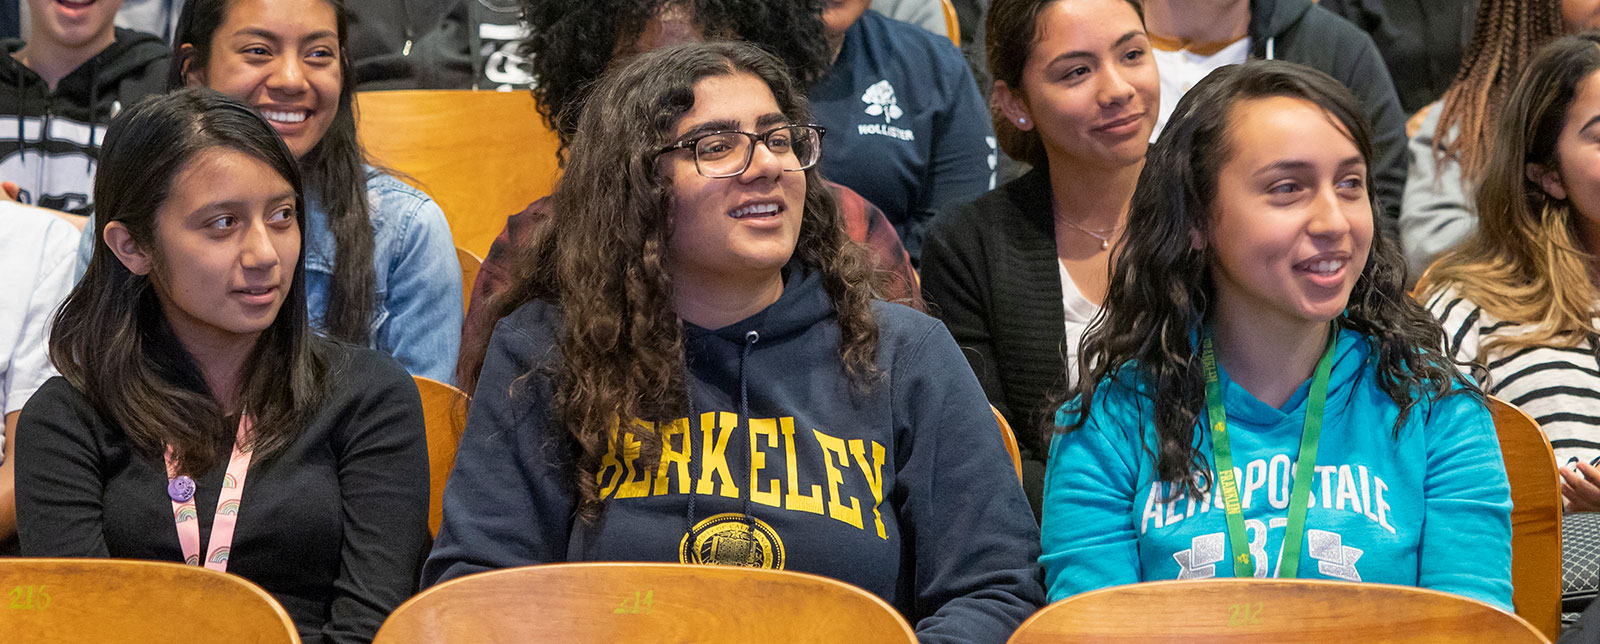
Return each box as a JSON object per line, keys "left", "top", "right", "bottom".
{"left": 679, "top": 513, "right": 787, "bottom": 569}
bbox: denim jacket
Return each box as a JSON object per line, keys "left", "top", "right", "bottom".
{"left": 305, "top": 170, "right": 461, "bottom": 383}
{"left": 77, "top": 169, "right": 462, "bottom": 384}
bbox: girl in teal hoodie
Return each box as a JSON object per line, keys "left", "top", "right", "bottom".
{"left": 1040, "top": 59, "right": 1513, "bottom": 609}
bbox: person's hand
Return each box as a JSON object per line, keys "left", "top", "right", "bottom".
{"left": 1560, "top": 460, "right": 1600, "bottom": 512}
{"left": 1, "top": 181, "right": 19, "bottom": 201}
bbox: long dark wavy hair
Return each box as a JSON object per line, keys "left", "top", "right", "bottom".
{"left": 986, "top": 0, "right": 1143, "bottom": 167}
{"left": 1426, "top": 33, "right": 1600, "bottom": 356}
{"left": 51, "top": 88, "right": 329, "bottom": 477}
{"left": 518, "top": 0, "right": 832, "bottom": 158}
{"left": 460, "top": 41, "right": 880, "bottom": 520}
{"left": 172, "top": 0, "right": 376, "bottom": 345}
{"left": 1059, "top": 61, "right": 1463, "bottom": 499}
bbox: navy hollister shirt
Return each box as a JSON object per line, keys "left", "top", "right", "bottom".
{"left": 810, "top": 10, "right": 995, "bottom": 261}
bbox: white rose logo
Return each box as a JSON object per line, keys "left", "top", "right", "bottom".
{"left": 861, "top": 80, "right": 903, "bottom": 123}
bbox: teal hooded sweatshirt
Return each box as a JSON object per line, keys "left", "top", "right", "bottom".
{"left": 1040, "top": 327, "right": 1513, "bottom": 609}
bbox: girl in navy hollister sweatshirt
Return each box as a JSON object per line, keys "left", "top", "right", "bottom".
{"left": 423, "top": 41, "right": 1043, "bottom": 644}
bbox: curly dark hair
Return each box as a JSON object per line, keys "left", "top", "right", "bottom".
{"left": 519, "top": 0, "right": 832, "bottom": 158}
{"left": 459, "top": 41, "right": 880, "bottom": 520}
{"left": 1058, "top": 60, "right": 1468, "bottom": 500}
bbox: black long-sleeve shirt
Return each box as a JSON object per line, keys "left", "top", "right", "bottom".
{"left": 15, "top": 343, "right": 428, "bottom": 644}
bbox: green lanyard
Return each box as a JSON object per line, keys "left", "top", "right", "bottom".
{"left": 1201, "top": 325, "right": 1336, "bottom": 579}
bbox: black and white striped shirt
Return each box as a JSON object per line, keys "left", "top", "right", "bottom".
{"left": 1429, "top": 287, "right": 1600, "bottom": 467}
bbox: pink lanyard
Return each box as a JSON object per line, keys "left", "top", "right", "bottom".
{"left": 164, "top": 416, "right": 253, "bottom": 572}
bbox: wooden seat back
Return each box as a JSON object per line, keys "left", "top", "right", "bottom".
{"left": 373, "top": 562, "right": 917, "bottom": 643}
{"left": 940, "top": 0, "right": 961, "bottom": 46}
{"left": 414, "top": 375, "right": 470, "bottom": 537}
{"left": 0, "top": 558, "right": 300, "bottom": 643}
{"left": 356, "top": 90, "right": 562, "bottom": 258}
{"left": 454, "top": 246, "right": 482, "bottom": 313}
{"left": 992, "top": 405, "right": 1024, "bottom": 485}
{"left": 1009, "top": 578, "right": 1549, "bottom": 643}
{"left": 1488, "top": 396, "right": 1562, "bottom": 640}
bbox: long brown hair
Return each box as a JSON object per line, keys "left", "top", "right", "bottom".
{"left": 1432, "top": 0, "right": 1561, "bottom": 182}
{"left": 1425, "top": 33, "right": 1600, "bottom": 355}
{"left": 51, "top": 88, "right": 329, "bottom": 476}
{"left": 457, "top": 41, "right": 881, "bottom": 520}
{"left": 173, "top": 0, "right": 377, "bottom": 344}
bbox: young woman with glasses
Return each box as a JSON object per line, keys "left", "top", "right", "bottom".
{"left": 423, "top": 41, "right": 1044, "bottom": 643}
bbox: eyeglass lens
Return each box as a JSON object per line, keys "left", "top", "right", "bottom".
{"left": 694, "top": 126, "right": 821, "bottom": 178}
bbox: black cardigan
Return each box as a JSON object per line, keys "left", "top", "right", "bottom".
{"left": 14, "top": 343, "right": 429, "bottom": 644}
{"left": 920, "top": 168, "right": 1067, "bottom": 512}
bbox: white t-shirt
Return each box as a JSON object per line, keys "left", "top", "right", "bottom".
{"left": 1151, "top": 37, "right": 1252, "bottom": 141}
{"left": 1, "top": 203, "right": 79, "bottom": 457}
{"left": 1058, "top": 259, "right": 1103, "bottom": 387}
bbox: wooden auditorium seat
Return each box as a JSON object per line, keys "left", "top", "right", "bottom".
{"left": 372, "top": 562, "right": 918, "bottom": 643}
{"left": 413, "top": 375, "right": 470, "bottom": 538}
{"left": 0, "top": 558, "right": 300, "bottom": 643}
{"left": 992, "top": 405, "right": 1024, "bottom": 485}
{"left": 1487, "top": 396, "right": 1563, "bottom": 640}
{"left": 356, "top": 90, "right": 562, "bottom": 258}
{"left": 1009, "top": 578, "right": 1550, "bottom": 643}
{"left": 454, "top": 246, "right": 482, "bottom": 314}
{"left": 940, "top": 0, "right": 960, "bottom": 47}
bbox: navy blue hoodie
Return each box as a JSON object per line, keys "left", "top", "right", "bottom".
{"left": 424, "top": 265, "right": 1044, "bottom": 644}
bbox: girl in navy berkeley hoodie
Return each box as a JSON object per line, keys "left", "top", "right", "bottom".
{"left": 1042, "top": 60, "right": 1513, "bottom": 608}
{"left": 423, "top": 41, "right": 1044, "bottom": 644}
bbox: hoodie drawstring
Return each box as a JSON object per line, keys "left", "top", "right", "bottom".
{"left": 14, "top": 70, "right": 23, "bottom": 160}
{"left": 86, "top": 58, "right": 99, "bottom": 177}
{"left": 735, "top": 331, "right": 759, "bottom": 529}
{"left": 681, "top": 330, "right": 762, "bottom": 540}
{"left": 681, "top": 363, "right": 701, "bottom": 537}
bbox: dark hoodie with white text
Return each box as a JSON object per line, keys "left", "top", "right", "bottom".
{"left": 0, "top": 28, "right": 168, "bottom": 215}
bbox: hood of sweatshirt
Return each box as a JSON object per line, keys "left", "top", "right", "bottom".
{"left": 1211, "top": 326, "right": 1369, "bottom": 433}
{"left": 0, "top": 28, "right": 169, "bottom": 113}
{"left": 1248, "top": 0, "right": 1316, "bottom": 42}
{"left": 682, "top": 262, "right": 832, "bottom": 347}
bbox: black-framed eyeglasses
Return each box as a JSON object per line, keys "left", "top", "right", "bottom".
{"left": 656, "top": 124, "right": 827, "bottom": 178}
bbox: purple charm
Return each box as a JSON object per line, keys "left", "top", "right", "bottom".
{"left": 167, "top": 476, "right": 196, "bottom": 503}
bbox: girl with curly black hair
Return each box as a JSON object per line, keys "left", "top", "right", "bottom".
{"left": 462, "top": 0, "right": 921, "bottom": 380}
{"left": 424, "top": 41, "right": 1042, "bottom": 643}
{"left": 1040, "top": 60, "right": 1512, "bottom": 607}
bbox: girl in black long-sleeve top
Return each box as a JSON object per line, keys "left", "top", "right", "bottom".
{"left": 15, "top": 89, "right": 428, "bottom": 644}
